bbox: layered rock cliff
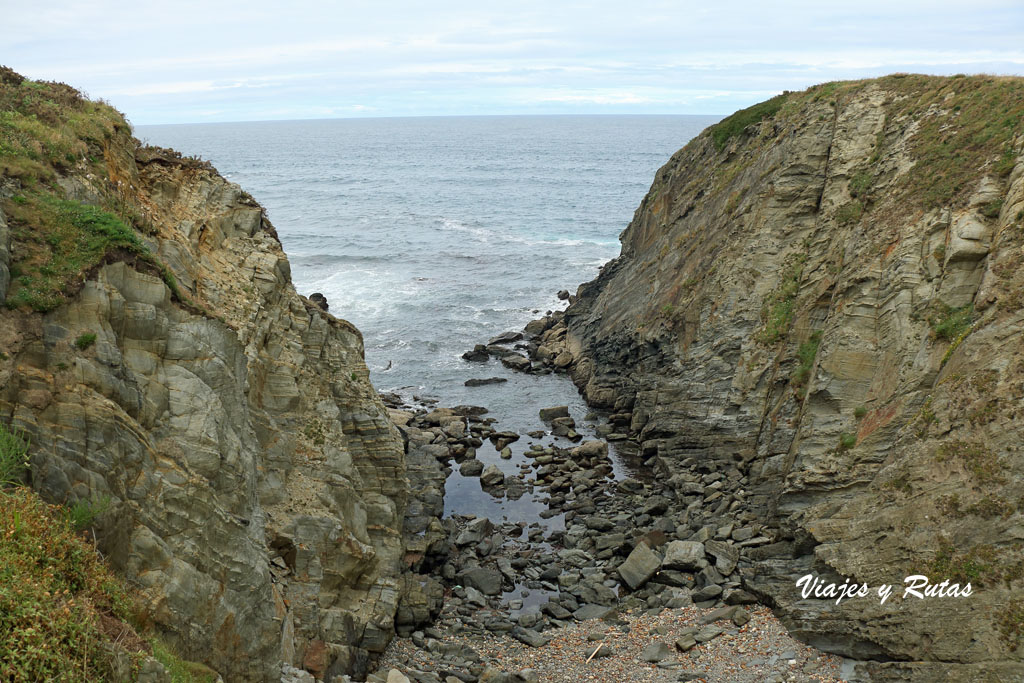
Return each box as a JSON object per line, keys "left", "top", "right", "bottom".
{"left": 0, "top": 69, "right": 415, "bottom": 681}
{"left": 546, "top": 75, "right": 1024, "bottom": 680}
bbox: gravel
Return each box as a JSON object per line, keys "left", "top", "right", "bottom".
{"left": 375, "top": 603, "right": 845, "bottom": 682}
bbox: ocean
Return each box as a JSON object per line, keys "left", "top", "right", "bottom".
{"left": 137, "top": 115, "right": 716, "bottom": 520}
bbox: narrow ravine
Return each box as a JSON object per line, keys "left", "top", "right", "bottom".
{"left": 364, "top": 314, "right": 849, "bottom": 683}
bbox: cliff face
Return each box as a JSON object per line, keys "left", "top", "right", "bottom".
{"left": 0, "top": 71, "right": 410, "bottom": 681}
{"left": 554, "top": 75, "right": 1024, "bottom": 679}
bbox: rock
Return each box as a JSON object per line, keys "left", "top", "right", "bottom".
{"left": 639, "top": 641, "right": 671, "bottom": 663}
{"left": 542, "top": 602, "right": 573, "bottom": 620}
{"left": 499, "top": 447, "right": 512, "bottom": 460}
{"left": 387, "top": 670, "right": 411, "bottom": 683}
{"left": 557, "top": 289, "right": 570, "bottom": 300}
{"left": 573, "top": 604, "right": 613, "bottom": 621}
{"left": 465, "top": 377, "right": 508, "bottom": 387}
{"left": 724, "top": 589, "right": 758, "bottom": 605}
{"left": 308, "top": 292, "right": 329, "bottom": 311}
{"left": 539, "top": 406, "right": 570, "bottom": 421}
{"left": 511, "top": 628, "right": 550, "bottom": 648}
{"left": 456, "top": 567, "right": 503, "bottom": 596}
{"left": 674, "top": 635, "right": 697, "bottom": 652}
{"left": 732, "top": 608, "right": 750, "bottom": 627}
{"left": 691, "top": 585, "right": 723, "bottom": 602}
{"left": 618, "top": 542, "right": 661, "bottom": 590}
{"left": 462, "top": 344, "right": 490, "bottom": 361}
{"left": 480, "top": 464, "right": 505, "bottom": 487}
{"left": 694, "top": 625, "right": 724, "bottom": 643}
{"left": 500, "top": 355, "right": 531, "bottom": 371}
{"left": 488, "top": 331, "right": 524, "bottom": 345}
{"left": 459, "top": 459, "right": 484, "bottom": 477}
{"left": 572, "top": 441, "right": 608, "bottom": 459}
{"left": 456, "top": 517, "right": 493, "bottom": 546}
{"left": 704, "top": 540, "right": 739, "bottom": 576}
{"left": 661, "top": 541, "right": 705, "bottom": 571}
{"left": 699, "top": 606, "right": 739, "bottom": 624}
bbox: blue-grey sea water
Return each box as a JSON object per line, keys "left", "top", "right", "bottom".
{"left": 137, "top": 115, "right": 715, "bottom": 521}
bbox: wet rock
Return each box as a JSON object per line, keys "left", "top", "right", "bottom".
{"left": 480, "top": 464, "right": 505, "bottom": 487}
{"left": 618, "top": 542, "right": 661, "bottom": 589}
{"left": 557, "top": 289, "right": 570, "bottom": 300}
{"left": 500, "top": 355, "right": 531, "bottom": 371}
{"left": 573, "top": 604, "right": 614, "bottom": 621}
{"left": 456, "top": 517, "right": 493, "bottom": 546}
{"left": 460, "top": 459, "right": 484, "bottom": 477}
{"left": 539, "top": 406, "right": 570, "bottom": 421}
{"left": 488, "top": 331, "right": 524, "bottom": 345}
{"left": 308, "top": 292, "right": 329, "bottom": 311}
{"left": 462, "top": 344, "right": 490, "bottom": 362}
{"left": 465, "top": 377, "right": 508, "bottom": 387}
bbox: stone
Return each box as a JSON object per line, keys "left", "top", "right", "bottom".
{"left": 387, "top": 670, "right": 411, "bottom": 683}
{"left": 674, "top": 635, "right": 697, "bottom": 652}
{"left": 704, "top": 540, "right": 739, "bottom": 576}
{"left": 465, "top": 377, "right": 508, "bottom": 387}
{"left": 460, "top": 459, "right": 484, "bottom": 477}
{"left": 573, "top": 604, "right": 613, "bottom": 621}
{"left": 511, "top": 628, "right": 550, "bottom": 648}
{"left": 488, "top": 331, "right": 524, "bottom": 345}
{"left": 639, "top": 641, "right": 671, "bottom": 663}
{"left": 618, "top": 542, "right": 661, "bottom": 590}
{"left": 480, "top": 464, "right": 505, "bottom": 487}
{"left": 456, "top": 567, "right": 503, "bottom": 596}
{"left": 462, "top": 344, "right": 490, "bottom": 361}
{"left": 661, "top": 541, "right": 706, "bottom": 571}
{"left": 500, "top": 355, "right": 531, "bottom": 371}
{"left": 557, "top": 289, "right": 570, "bottom": 300}
{"left": 539, "top": 406, "right": 570, "bottom": 421}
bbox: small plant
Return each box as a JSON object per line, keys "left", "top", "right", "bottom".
{"left": 854, "top": 405, "right": 867, "bottom": 419}
{"left": 883, "top": 475, "right": 912, "bottom": 494}
{"left": 849, "top": 170, "right": 873, "bottom": 198}
{"left": 63, "top": 495, "right": 111, "bottom": 532}
{"left": 660, "top": 303, "right": 675, "bottom": 317}
{"left": 980, "top": 199, "right": 1004, "bottom": 219}
{"left": 999, "top": 600, "right": 1024, "bottom": 652}
{"left": 74, "top": 332, "right": 96, "bottom": 350}
{"left": 792, "top": 331, "right": 822, "bottom": 388}
{"left": 0, "top": 422, "right": 30, "bottom": 489}
{"left": 755, "top": 255, "right": 806, "bottom": 344}
{"left": 836, "top": 200, "right": 864, "bottom": 225}
{"left": 935, "top": 440, "right": 1003, "bottom": 484}
{"left": 929, "top": 303, "right": 973, "bottom": 341}
{"left": 838, "top": 432, "right": 857, "bottom": 450}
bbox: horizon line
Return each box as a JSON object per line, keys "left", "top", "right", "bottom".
{"left": 134, "top": 112, "right": 728, "bottom": 128}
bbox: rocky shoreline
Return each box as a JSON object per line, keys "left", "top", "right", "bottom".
{"left": 346, "top": 315, "right": 848, "bottom": 683}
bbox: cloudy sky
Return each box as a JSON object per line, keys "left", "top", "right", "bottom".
{"left": 5, "top": 1, "right": 1024, "bottom": 124}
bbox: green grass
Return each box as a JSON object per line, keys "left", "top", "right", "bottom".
{"left": 1000, "top": 600, "right": 1024, "bottom": 651}
{"left": 929, "top": 304, "right": 973, "bottom": 341}
{"left": 0, "top": 422, "right": 29, "bottom": 489}
{"left": 74, "top": 332, "right": 96, "bottom": 350}
{"left": 838, "top": 432, "right": 857, "bottom": 450}
{"left": 848, "top": 170, "right": 873, "bottom": 198}
{"left": 710, "top": 92, "right": 790, "bottom": 151}
{"left": 791, "top": 330, "right": 822, "bottom": 388}
{"left": 151, "top": 639, "right": 219, "bottom": 683}
{"left": 64, "top": 495, "right": 111, "bottom": 532}
{"left": 5, "top": 194, "right": 147, "bottom": 312}
{"left": 854, "top": 405, "right": 867, "bottom": 419}
{"left": 835, "top": 200, "right": 864, "bottom": 225}
{"left": 755, "top": 255, "right": 806, "bottom": 344}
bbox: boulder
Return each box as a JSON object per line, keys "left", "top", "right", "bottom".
{"left": 662, "top": 540, "right": 706, "bottom": 571}
{"left": 618, "top": 542, "right": 661, "bottom": 589}
{"left": 480, "top": 464, "right": 505, "bottom": 487}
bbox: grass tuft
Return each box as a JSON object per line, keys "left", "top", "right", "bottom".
{"left": 710, "top": 92, "right": 790, "bottom": 151}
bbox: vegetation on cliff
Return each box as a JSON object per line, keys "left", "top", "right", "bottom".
{"left": 0, "top": 66, "right": 198, "bottom": 313}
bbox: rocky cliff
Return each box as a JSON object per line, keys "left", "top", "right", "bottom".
{"left": 0, "top": 68, "right": 419, "bottom": 681}
{"left": 540, "top": 75, "right": 1024, "bottom": 680}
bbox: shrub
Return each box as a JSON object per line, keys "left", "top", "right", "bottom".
{"left": 755, "top": 256, "right": 806, "bottom": 344}
{"left": 980, "top": 199, "right": 1004, "bottom": 219}
{"left": 74, "top": 332, "right": 96, "bottom": 350}
{"left": 838, "top": 432, "right": 857, "bottom": 450}
{"left": 854, "top": 405, "right": 867, "bottom": 419}
{"left": 849, "top": 170, "right": 873, "bottom": 198}
{"left": 936, "top": 440, "right": 1003, "bottom": 484}
{"left": 1001, "top": 600, "right": 1024, "bottom": 651}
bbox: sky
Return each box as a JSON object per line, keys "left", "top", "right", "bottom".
{"left": 4, "top": 1, "right": 1024, "bottom": 125}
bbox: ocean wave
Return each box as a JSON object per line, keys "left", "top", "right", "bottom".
{"left": 437, "top": 218, "right": 618, "bottom": 249}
